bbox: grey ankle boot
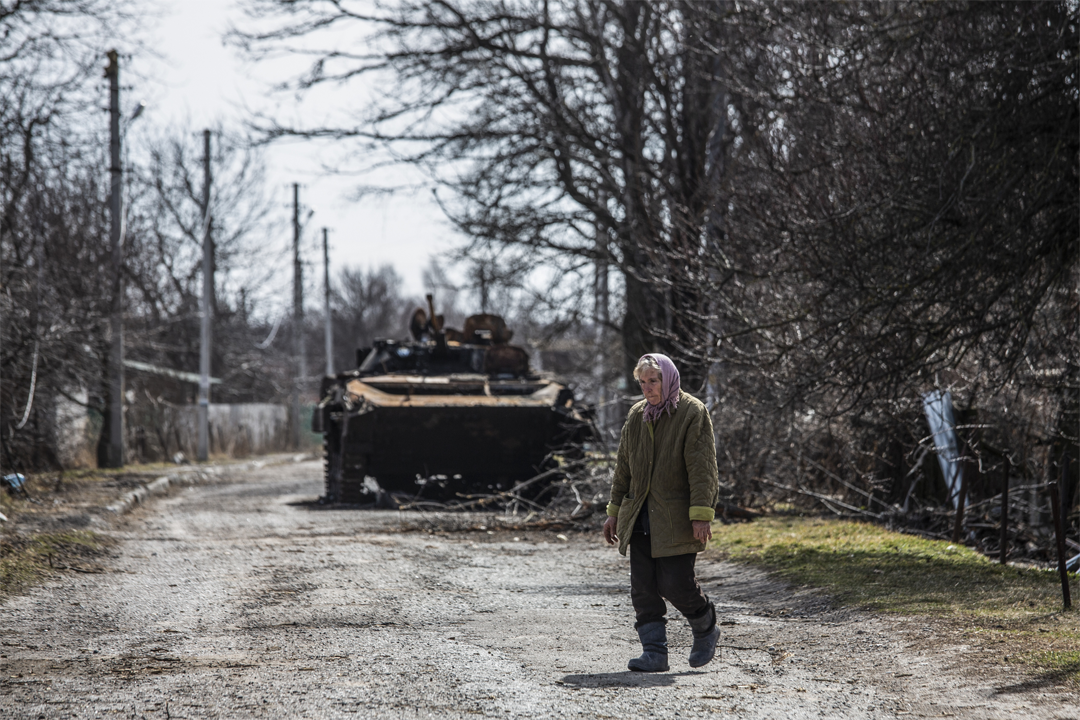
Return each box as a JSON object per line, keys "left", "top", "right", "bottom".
{"left": 627, "top": 621, "right": 669, "bottom": 672}
{"left": 687, "top": 602, "right": 720, "bottom": 668}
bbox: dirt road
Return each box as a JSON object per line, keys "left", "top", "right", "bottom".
{"left": 2, "top": 461, "right": 1074, "bottom": 719}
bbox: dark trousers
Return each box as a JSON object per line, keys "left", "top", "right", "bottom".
{"left": 629, "top": 532, "right": 709, "bottom": 627}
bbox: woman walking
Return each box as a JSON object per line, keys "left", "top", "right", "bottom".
{"left": 602, "top": 353, "right": 721, "bottom": 672}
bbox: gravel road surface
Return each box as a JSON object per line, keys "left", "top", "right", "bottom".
{"left": 2, "top": 461, "right": 1075, "bottom": 719}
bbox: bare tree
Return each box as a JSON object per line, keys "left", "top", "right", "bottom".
{"left": 693, "top": 1, "right": 1079, "bottom": 519}
{"left": 324, "top": 264, "right": 414, "bottom": 372}
{"left": 123, "top": 123, "right": 282, "bottom": 398}
{"left": 714, "top": 1, "right": 1078, "bottom": 413}
{"left": 0, "top": 1, "right": 141, "bottom": 470}
{"left": 0, "top": 6, "right": 286, "bottom": 469}
{"left": 232, "top": 0, "right": 734, "bottom": 389}
{"left": 231, "top": 1, "right": 1078, "bottom": 533}
{"left": 110, "top": 122, "right": 296, "bottom": 463}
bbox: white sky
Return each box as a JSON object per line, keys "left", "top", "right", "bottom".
{"left": 134, "top": 0, "right": 455, "bottom": 303}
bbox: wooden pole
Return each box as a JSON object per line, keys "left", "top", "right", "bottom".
{"left": 1049, "top": 470, "right": 1072, "bottom": 610}
{"left": 952, "top": 461, "right": 970, "bottom": 544}
{"left": 999, "top": 461, "right": 1009, "bottom": 565}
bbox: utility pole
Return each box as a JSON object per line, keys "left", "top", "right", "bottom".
{"left": 105, "top": 49, "right": 124, "bottom": 468}
{"left": 323, "top": 227, "right": 333, "bottom": 377}
{"left": 291, "top": 184, "right": 305, "bottom": 449}
{"left": 197, "top": 129, "right": 212, "bottom": 462}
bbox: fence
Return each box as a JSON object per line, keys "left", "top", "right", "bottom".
{"left": 132, "top": 403, "right": 294, "bottom": 461}
{"left": 54, "top": 399, "right": 319, "bottom": 467}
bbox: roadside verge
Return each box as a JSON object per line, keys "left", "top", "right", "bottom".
{"left": 0, "top": 453, "right": 315, "bottom": 599}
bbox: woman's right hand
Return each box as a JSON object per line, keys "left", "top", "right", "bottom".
{"left": 602, "top": 515, "right": 618, "bottom": 545}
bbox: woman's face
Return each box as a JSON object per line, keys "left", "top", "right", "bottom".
{"left": 638, "top": 368, "right": 663, "bottom": 406}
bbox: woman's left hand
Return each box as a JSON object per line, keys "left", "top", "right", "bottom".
{"left": 691, "top": 520, "right": 713, "bottom": 543}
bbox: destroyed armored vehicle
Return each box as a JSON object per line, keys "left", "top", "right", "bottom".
{"left": 314, "top": 296, "right": 591, "bottom": 503}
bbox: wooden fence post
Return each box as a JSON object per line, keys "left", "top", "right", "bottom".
{"left": 999, "top": 462, "right": 1009, "bottom": 565}
{"left": 952, "top": 462, "right": 970, "bottom": 544}
{"left": 1049, "top": 466, "right": 1072, "bottom": 610}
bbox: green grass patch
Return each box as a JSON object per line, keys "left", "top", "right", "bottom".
{"left": 1018, "top": 650, "right": 1080, "bottom": 683}
{"left": 712, "top": 516, "right": 1072, "bottom": 615}
{"left": 711, "top": 516, "right": 1078, "bottom": 688}
{"left": 0, "top": 530, "right": 109, "bottom": 599}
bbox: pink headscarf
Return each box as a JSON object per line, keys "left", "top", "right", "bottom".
{"left": 641, "top": 353, "right": 681, "bottom": 423}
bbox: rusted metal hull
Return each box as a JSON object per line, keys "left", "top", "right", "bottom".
{"left": 326, "top": 404, "right": 582, "bottom": 502}
{"left": 321, "top": 377, "right": 589, "bottom": 503}
{"left": 317, "top": 308, "right": 592, "bottom": 504}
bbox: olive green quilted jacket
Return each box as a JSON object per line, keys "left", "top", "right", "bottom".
{"left": 606, "top": 391, "right": 719, "bottom": 558}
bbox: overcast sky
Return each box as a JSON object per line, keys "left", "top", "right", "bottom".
{"left": 135, "top": 0, "right": 453, "bottom": 303}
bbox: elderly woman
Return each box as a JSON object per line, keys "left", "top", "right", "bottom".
{"left": 602, "top": 353, "right": 720, "bottom": 672}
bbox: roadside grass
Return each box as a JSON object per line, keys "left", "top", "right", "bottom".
{"left": 0, "top": 467, "right": 142, "bottom": 602}
{"left": 0, "top": 457, "right": 288, "bottom": 603}
{"left": 0, "top": 530, "right": 111, "bottom": 599}
{"left": 0, "top": 468, "right": 125, "bottom": 527}
{"left": 710, "top": 515, "right": 1079, "bottom": 689}
{"left": 0, "top": 460, "right": 223, "bottom": 525}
